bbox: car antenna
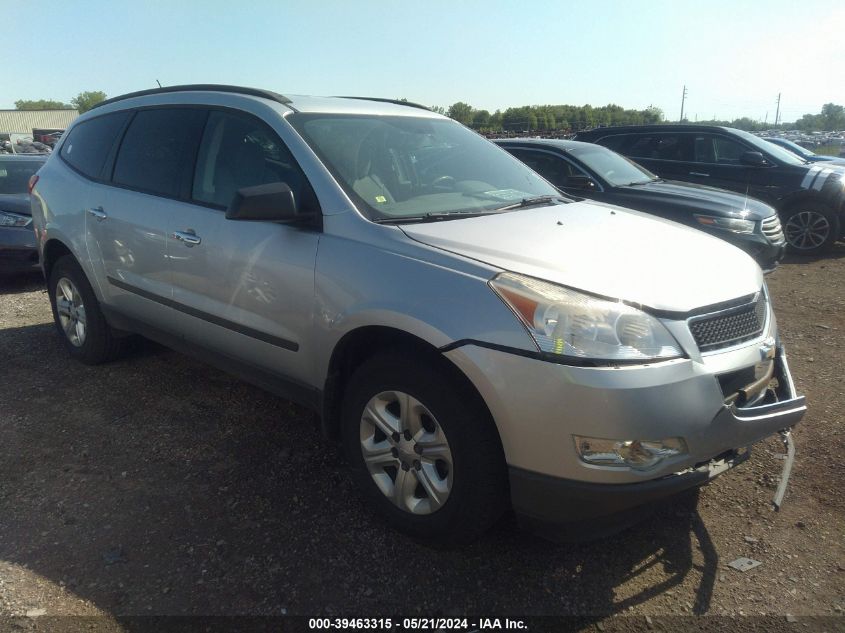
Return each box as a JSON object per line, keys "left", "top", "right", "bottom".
{"left": 156, "top": 79, "right": 162, "bottom": 88}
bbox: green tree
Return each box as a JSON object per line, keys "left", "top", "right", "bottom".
{"left": 472, "top": 109, "right": 491, "bottom": 128}
{"left": 447, "top": 101, "right": 474, "bottom": 125}
{"left": 14, "top": 99, "right": 72, "bottom": 110}
{"left": 821, "top": 103, "right": 845, "bottom": 131}
{"left": 71, "top": 91, "right": 107, "bottom": 113}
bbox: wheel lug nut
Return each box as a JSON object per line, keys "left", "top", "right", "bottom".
{"left": 391, "top": 432, "right": 400, "bottom": 442}
{"left": 414, "top": 445, "right": 423, "bottom": 454}
{"left": 391, "top": 447, "right": 399, "bottom": 457}
{"left": 403, "top": 431, "right": 412, "bottom": 441}
{"left": 413, "top": 460, "right": 421, "bottom": 470}
{"left": 401, "top": 463, "right": 409, "bottom": 471}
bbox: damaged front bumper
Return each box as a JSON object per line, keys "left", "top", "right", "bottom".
{"left": 506, "top": 344, "right": 806, "bottom": 541}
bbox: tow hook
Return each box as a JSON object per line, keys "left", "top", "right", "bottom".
{"left": 772, "top": 429, "right": 795, "bottom": 510}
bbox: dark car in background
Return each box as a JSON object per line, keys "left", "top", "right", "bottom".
{"left": 496, "top": 138, "right": 785, "bottom": 271}
{"left": 764, "top": 137, "right": 845, "bottom": 166}
{"left": 574, "top": 125, "right": 845, "bottom": 254}
{"left": 0, "top": 155, "right": 46, "bottom": 274}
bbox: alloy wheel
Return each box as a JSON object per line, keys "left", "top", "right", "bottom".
{"left": 784, "top": 210, "right": 831, "bottom": 251}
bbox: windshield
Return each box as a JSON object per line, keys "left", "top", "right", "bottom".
{"left": 769, "top": 138, "right": 814, "bottom": 158}
{"left": 567, "top": 144, "right": 656, "bottom": 186}
{"left": 0, "top": 159, "right": 42, "bottom": 194}
{"left": 288, "top": 113, "right": 560, "bottom": 221}
{"left": 731, "top": 129, "right": 806, "bottom": 166}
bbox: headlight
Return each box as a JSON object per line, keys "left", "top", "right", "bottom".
{"left": 574, "top": 436, "right": 688, "bottom": 471}
{"left": 694, "top": 214, "right": 755, "bottom": 234}
{"left": 0, "top": 211, "right": 32, "bottom": 228}
{"left": 489, "top": 272, "right": 682, "bottom": 361}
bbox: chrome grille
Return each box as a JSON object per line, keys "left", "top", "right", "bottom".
{"left": 761, "top": 215, "right": 785, "bottom": 244}
{"left": 689, "top": 292, "right": 768, "bottom": 351}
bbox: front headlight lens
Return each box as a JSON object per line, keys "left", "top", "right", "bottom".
{"left": 490, "top": 272, "right": 682, "bottom": 361}
{"left": 574, "top": 436, "right": 688, "bottom": 471}
{"left": 694, "top": 214, "right": 756, "bottom": 234}
{"left": 0, "top": 211, "right": 32, "bottom": 228}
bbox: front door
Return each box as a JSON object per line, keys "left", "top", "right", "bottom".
{"left": 164, "top": 109, "right": 321, "bottom": 386}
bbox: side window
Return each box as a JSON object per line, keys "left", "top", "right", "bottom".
{"left": 113, "top": 108, "right": 207, "bottom": 198}
{"left": 595, "top": 134, "right": 627, "bottom": 152}
{"left": 625, "top": 135, "right": 658, "bottom": 159}
{"left": 694, "top": 135, "right": 716, "bottom": 163}
{"left": 626, "top": 134, "right": 693, "bottom": 162}
{"left": 60, "top": 112, "right": 130, "bottom": 179}
{"left": 192, "top": 110, "right": 312, "bottom": 209}
{"left": 507, "top": 149, "right": 573, "bottom": 188}
{"left": 713, "top": 136, "right": 748, "bottom": 164}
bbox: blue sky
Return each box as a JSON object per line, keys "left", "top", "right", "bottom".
{"left": 6, "top": 0, "right": 844, "bottom": 122}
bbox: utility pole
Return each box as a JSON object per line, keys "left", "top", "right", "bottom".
{"left": 680, "top": 85, "right": 688, "bottom": 122}
{"left": 775, "top": 93, "right": 781, "bottom": 127}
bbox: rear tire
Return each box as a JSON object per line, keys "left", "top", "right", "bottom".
{"left": 782, "top": 203, "right": 839, "bottom": 254}
{"left": 48, "top": 255, "right": 125, "bottom": 364}
{"left": 341, "top": 351, "right": 507, "bottom": 546}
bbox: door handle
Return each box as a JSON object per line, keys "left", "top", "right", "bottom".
{"left": 689, "top": 171, "right": 710, "bottom": 177}
{"left": 87, "top": 206, "right": 107, "bottom": 221}
{"left": 172, "top": 230, "right": 202, "bottom": 247}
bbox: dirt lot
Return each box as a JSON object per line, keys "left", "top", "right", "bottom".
{"left": 0, "top": 247, "right": 844, "bottom": 631}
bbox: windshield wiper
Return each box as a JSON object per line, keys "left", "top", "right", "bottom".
{"left": 493, "top": 195, "right": 567, "bottom": 211}
{"left": 373, "top": 209, "right": 507, "bottom": 225}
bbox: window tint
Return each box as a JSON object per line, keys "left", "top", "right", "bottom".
{"left": 595, "top": 134, "right": 627, "bottom": 152}
{"left": 507, "top": 149, "right": 574, "bottom": 188}
{"left": 714, "top": 136, "right": 748, "bottom": 163}
{"left": 60, "top": 112, "right": 129, "bottom": 179}
{"left": 625, "top": 134, "right": 693, "bottom": 161}
{"left": 192, "top": 110, "right": 311, "bottom": 209}
{"left": 113, "top": 108, "right": 206, "bottom": 198}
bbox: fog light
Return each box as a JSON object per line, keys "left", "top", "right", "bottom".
{"left": 574, "top": 436, "right": 688, "bottom": 471}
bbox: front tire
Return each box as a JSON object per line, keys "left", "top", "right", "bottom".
{"left": 782, "top": 204, "right": 840, "bottom": 254}
{"left": 48, "top": 255, "right": 125, "bottom": 364}
{"left": 341, "top": 351, "right": 507, "bottom": 545}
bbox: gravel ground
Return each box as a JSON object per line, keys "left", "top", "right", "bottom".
{"left": 0, "top": 248, "right": 844, "bottom": 632}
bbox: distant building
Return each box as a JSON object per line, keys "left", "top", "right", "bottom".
{"left": 0, "top": 109, "right": 79, "bottom": 135}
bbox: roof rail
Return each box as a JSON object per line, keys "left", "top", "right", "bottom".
{"left": 91, "top": 84, "right": 293, "bottom": 110}
{"left": 334, "top": 96, "right": 431, "bottom": 111}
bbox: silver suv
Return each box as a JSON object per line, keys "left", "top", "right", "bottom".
{"left": 30, "top": 85, "right": 806, "bottom": 544}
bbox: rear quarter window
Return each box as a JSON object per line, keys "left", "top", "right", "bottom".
{"left": 59, "top": 112, "right": 130, "bottom": 179}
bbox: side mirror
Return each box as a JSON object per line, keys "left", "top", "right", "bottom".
{"left": 226, "top": 182, "right": 306, "bottom": 222}
{"left": 740, "top": 151, "right": 767, "bottom": 167}
{"left": 567, "top": 175, "right": 597, "bottom": 190}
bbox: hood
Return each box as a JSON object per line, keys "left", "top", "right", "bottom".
{"left": 401, "top": 201, "right": 763, "bottom": 313}
{"left": 617, "top": 180, "right": 775, "bottom": 219}
{"left": 800, "top": 163, "right": 845, "bottom": 193}
{"left": 810, "top": 155, "right": 845, "bottom": 166}
{"left": 0, "top": 193, "right": 31, "bottom": 216}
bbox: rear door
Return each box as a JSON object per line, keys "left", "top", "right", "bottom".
{"left": 86, "top": 107, "right": 207, "bottom": 331}
{"left": 163, "top": 108, "right": 321, "bottom": 387}
{"left": 685, "top": 133, "right": 754, "bottom": 193}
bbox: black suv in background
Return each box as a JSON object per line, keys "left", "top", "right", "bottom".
{"left": 574, "top": 125, "right": 845, "bottom": 254}
{"left": 496, "top": 138, "right": 785, "bottom": 271}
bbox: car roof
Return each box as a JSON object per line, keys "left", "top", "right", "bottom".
{"left": 577, "top": 124, "right": 736, "bottom": 136}
{"left": 92, "top": 84, "right": 439, "bottom": 118}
